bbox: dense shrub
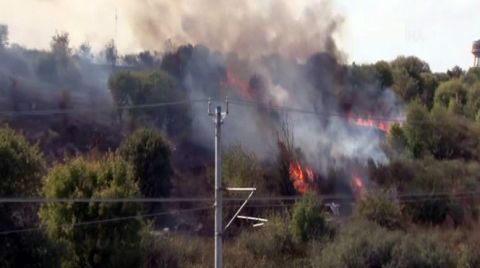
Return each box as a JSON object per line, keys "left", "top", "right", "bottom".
{"left": 40, "top": 155, "right": 146, "bottom": 268}
{"left": 118, "top": 128, "right": 172, "bottom": 200}
{"left": 0, "top": 127, "right": 57, "bottom": 268}
{"left": 315, "top": 220, "right": 454, "bottom": 268}
{"left": 291, "top": 194, "right": 334, "bottom": 242}
{"left": 355, "top": 189, "right": 404, "bottom": 229}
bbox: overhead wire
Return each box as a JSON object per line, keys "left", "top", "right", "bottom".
{"left": 0, "top": 190, "right": 478, "bottom": 204}
{"left": 0, "top": 206, "right": 212, "bottom": 236}
{"left": 0, "top": 99, "right": 208, "bottom": 117}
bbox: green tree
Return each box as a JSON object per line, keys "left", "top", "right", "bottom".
{"left": 118, "top": 128, "right": 172, "bottom": 200}
{"left": 420, "top": 72, "right": 439, "bottom": 107}
{"left": 465, "top": 82, "right": 480, "bottom": 119}
{"left": 447, "top": 66, "right": 464, "bottom": 79}
{"left": 390, "top": 56, "right": 432, "bottom": 102}
{"left": 291, "top": 193, "right": 333, "bottom": 242}
{"left": 374, "top": 60, "right": 393, "bottom": 88}
{"left": 108, "top": 70, "right": 191, "bottom": 138}
{"left": 404, "top": 100, "right": 434, "bottom": 157}
{"left": 40, "top": 155, "right": 145, "bottom": 268}
{"left": 388, "top": 123, "right": 407, "bottom": 153}
{"left": 434, "top": 79, "right": 467, "bottom": 113}
{"left": 0, "top": 127, "right": 57, "bottom": 267}
{"left": 464, "top": 67, "right": 480, "bottom": 85}
{"left": 391, "top": 67, "right": 420, "bottom": 101}
{"left": 390, "top": 56, "right": 431, "bottom": 77}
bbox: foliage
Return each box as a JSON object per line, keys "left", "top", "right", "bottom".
{"left": 36, "top": 32, "right": 81, "bottom": 84}
{"left": 355, "top": 189, "right": 404, "bottom": 229}
{"left": 0, "top": 127, "right": 45, "bottom": 196}
{"left": 108, "top": 70, "right": 191, "bottom": 138}
{"left": 146, "top": 233, "right": 212, "bottom": 268}
{"left": 434, "top": 79, "right": 467, "bottom": 113}
{"left": 390, "top": 56, "right": 431, "bottom": 102}
{"left": 222, "top": 145, "right": 280, "bottom": 194}
{"left": 388, "top": 123, "right": 407, "bottom": 154}
{"left": 465, "top": 82, "right": 480, "bottom": 119}
{"left": 291, "top": 193, "right": 334, "bottom": 242}
{"left": 0, "top": 127, "right": 57, "bottom": 267}
{"left": 404, "top": 100, "right": 434, "bottom": 157}
{"left": 118, "top": 128, "right": 172, "bottom": 199}
{"left": 315, "top": 220, "right": 454, "bottom": 268}
{"left": 40, "top": 155, "right": 146, "bottom": 268}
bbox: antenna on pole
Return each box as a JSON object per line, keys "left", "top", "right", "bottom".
{"left": 114, "top": 8, "right": 118, "bottom": 40}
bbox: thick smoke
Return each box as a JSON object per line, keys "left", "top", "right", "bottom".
{"left": 123, "top": 0, "right": 344, "bottom": 61}
{"left": 0, "top": 0, "right": 404, "bottom": 177}
{"left": 129, "top": 0, "right": 404, "bottom": 175}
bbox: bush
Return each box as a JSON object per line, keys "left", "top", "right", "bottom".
{"left": 223, "top": 145, "right": 261, "bottom": 187}
{"left": 0, "top": 127, "right": 44, "bottom": 196}
{"left": 315, "top": 220, "right": 454, "bottom": 268}
{"left": 228, "top": 213, "right": 303, "bottom": 267}
{"left": 0, "top": 127, "right": 56, "bottom": 268}
{"left": 40, "top": 155, "right": 146, "bottom": 268}
{"left": 118, "top": 128, "right": 172, "bottom": 200}
{"left": 315, "top": 220, "right": 402, "bottom": 268}
{"left": 146, "top": 234, "right": 211, "bottom": 268}
{"left": 387, "top": 233, "right": 454, "bottom": 268}
{"left": 355, "top": 189, "right": 404, "bottom": 229}
{"left": 291, "top": 194, "right": 334, "bottom": 242}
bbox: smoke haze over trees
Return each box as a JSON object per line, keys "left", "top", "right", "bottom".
{"left": 0, "top": 1, "right": 480, "bottom": 266}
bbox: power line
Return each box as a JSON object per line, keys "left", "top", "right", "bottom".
{"left": 0, "top": 206, "right": 211, "bottom": 236}
{"left": 0, "top": 96, "right": 466, "bottom": 127}
{"left": 0, "top": 99, "right": 208, "bottom": 117}
{"left": 229, "top": 98, "right": 407, "bottom": 123}
{"left": 1, "top": 190, "right": 478, "bottom": 204}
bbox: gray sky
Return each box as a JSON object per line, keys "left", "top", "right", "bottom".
{"left": 0, "top": 0, "right": 479, "bottom": 72}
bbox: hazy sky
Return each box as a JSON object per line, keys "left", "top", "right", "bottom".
{"left": 0, "top": 0, "right": 479, "bottom": 72}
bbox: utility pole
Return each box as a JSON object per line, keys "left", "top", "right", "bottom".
{"left": 208, "top": 97, "right": 266, "bottom": 267}
{"left": 209, "top": 98, "right": 228, "bottom": 268}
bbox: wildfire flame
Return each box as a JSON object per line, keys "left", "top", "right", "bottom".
{"left": 223, "top": 69, "right": 252, "bottom": 98}
{"left": 348, "top": 113, "right": 390, "bottom": 133}
{"left": 352, "top": 174, "right": 365, "bottom": 199}
{"left": 289, "top": 161, "right": 315, "bottom": 194}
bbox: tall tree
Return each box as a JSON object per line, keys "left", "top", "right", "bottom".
{"left": 0, "top": 24, "right": 8, "bottom": 48}
{"left": 104, "top": 39, "right": 118, "bottom": 67}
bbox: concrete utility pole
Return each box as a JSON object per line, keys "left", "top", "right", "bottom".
{"left": 209, "top": 98, "right": 228, "bottom": 268}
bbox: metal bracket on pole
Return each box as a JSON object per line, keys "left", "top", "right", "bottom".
{"left": 224, "top": 187, "right": 259, "bottom": 231}
{"left": 237, "top": 215, "right": 268, "bottom": 227}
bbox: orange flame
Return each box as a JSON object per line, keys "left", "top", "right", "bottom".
{"left": 348, "top": 113, "right": 390, "bottom": 133}
{"left": 224, "top": 69, "right": 252, "bottom": 98}
{"left": 352, "top": 174, "right": 365, "bottom": 199}
{"left": 289, "top": 161, "right": 314, "bottom": 194}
